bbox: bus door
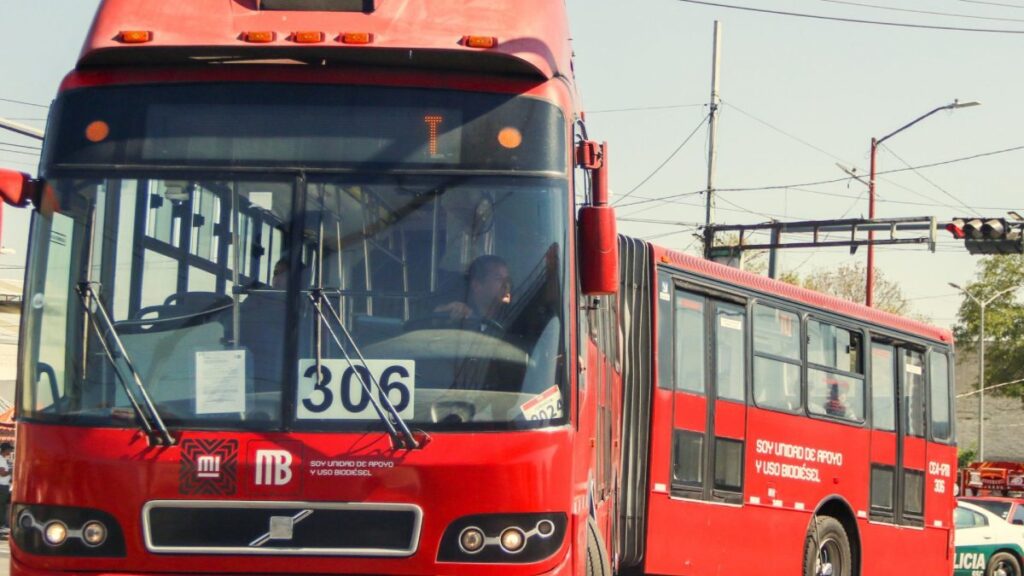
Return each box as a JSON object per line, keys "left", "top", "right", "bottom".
{"left": 670, "top": 289, "right": 747, "bottom": 504}
{"left": 868, "top": 342, "right": 926, "bottom": 527}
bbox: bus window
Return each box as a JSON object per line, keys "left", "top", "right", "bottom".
{"left": 871, "top": 344, "right": 896, "bottom": 431}
{"left": 656, "top": 272, "right": 673, "bottom": 390}
{"left": 674, "top": 292, "right": 705, "bottom": 394}
{"left": 904, "top": 351, "right": 926, "bottom": 438}
{"left": 807, "top": 320, "right": 864, "bottom": 422}
{"left": 752, "top": 304, "right": 801, "bottom": 411}
{"left": 714, "top": 437, "right": 743, "bottom": 492}
{"left": 672, "top": 430, "right": 704, "bottom": 488}
{"left": 714, "top": 303, "right": 745, "bottom": 402}
{"left": 928, "top": 351, "right": 952, "bottom": 442}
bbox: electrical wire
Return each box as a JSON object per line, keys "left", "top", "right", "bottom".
{"left": 960, "top": 0, "right": 1024, "bottom": 9}
{"left": 0, "top": 97, "right": 48, "bottom": 109}
{"left": 0, "top": 148, "right": 41, "bottom": 157}
{"left": 672, "top": 0, "right": 1024, "bottom": 33}
{"left": 588, "top": 103, "right": 705, "bottom": 114}
{"left": 811, "top": 0, "right": 1024, "bottom": 22}
{"left": 613, "top": 113, "right": 709, "bottom": 206}
{"left": 878, "top": 143, "right": 979, "bottom": 216}
{"left": 0, "top": 141, "right": 41, "bottom": 151}
{"left": 722, "top": 99, "right": 854, "bottom": 166}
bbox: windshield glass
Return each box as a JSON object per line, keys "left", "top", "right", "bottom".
{"left": 21, "top": 174, "right": 568, "bottom": 432}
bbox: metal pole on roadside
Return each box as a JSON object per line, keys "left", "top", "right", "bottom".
{"left": 949, "top": 282, "right": 1021, "bottom": 460}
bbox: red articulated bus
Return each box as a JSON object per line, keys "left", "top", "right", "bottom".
{"left": 0, "top": 1, "right": 955, "bottom": 576}
{"left": 613, "top": 242, "right": 957, "bottom": 575}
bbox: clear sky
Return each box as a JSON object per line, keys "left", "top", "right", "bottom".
{"left": 2, "top": 0, "right": 1022, "bottom": 327}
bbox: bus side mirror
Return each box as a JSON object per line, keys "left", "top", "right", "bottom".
{"left": 0, "top": 168, "right": 37, "bottom": 208}
{"left": 577, "top": 141, "right": 618, "bottom": 295}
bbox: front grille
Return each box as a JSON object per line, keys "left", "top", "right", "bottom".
{"left": 144, "top": 501, "right": 422, "bottom": 556}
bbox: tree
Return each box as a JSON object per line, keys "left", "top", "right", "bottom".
{"left": 952, "top": 254, "right": 1024, "bottom": 400}
{"left": 781, "top": 261, "right": 921, "bottom": 319}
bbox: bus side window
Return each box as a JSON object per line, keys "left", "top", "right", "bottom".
{"left": 656, "top": 272, "right": 673, "bottom": 390}
{"left": 752, "top": 304, "right": 801, "bottom": 412}
{"left": 806, "top": 319, "right": 864, "bottom": 422}
{"left": 928, "top": 350, "right": 952, "bottom": 442}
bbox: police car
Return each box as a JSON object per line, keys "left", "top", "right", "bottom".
{"left": 955, "top": 500, "right": 1024, "bottom": 576}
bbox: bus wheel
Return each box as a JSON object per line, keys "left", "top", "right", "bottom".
{"left": 585, "top": 516, "right": 612, "bottom": 576}
{"left": 802, "top": 516, "right": 851, "bottom": 576}
{"left": 988, "top": 552, "right": 1021, "bottom": 576}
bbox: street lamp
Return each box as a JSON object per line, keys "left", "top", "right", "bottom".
{"left": 948, "top": 281, "right": 1020, "bottom": 460}
{"left": 866, "top": 100, "right": 980, "bottom": 307}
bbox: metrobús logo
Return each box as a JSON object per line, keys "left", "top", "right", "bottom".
{"left": 179, "top": 439, "right": 239, "bottom": 496}
{"left": 247, "top": 440, "right": 303, "bottom": 496}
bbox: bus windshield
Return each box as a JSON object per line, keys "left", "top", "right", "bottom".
{"left": 22, "top": 173, "right": 568, "bottom": 432}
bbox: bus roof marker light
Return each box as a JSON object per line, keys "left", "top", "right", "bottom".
{"left": 292, "top": 31, "right": 325, "bottom": 44}
{"left": 118, "top": 30, "right": 153, "bottom": 44}
{"left": 243, "top": 31, "right": 276, "bottom": 43}
{"left": 462, "top": 35, "right": 498, "bottom": 49}
{"left": 340, "top": 32, "right": 374, "bottom": 44}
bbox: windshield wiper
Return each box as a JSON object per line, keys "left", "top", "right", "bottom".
{"left": 308, "top": 289, "right": 424, "bottom": 450}
{"left": 76, "top": 282, "right": 176, "bottom": 447}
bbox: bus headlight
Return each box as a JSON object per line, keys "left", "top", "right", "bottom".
{"left": 81, "top": 521, "right": 108, "bottom": 546}
{"left": 458, "top": 527, "right": 486, "bottom": 553}
{"left": 11, "top": 504, "right": 125, "bottom": 557}
{"left": 438, "top": 513, "right": 566, "bottom": 563}
{"left": 499, "top": 527, "right": 525, "bottom": 553}
{"left": 43, "top": 521, "right": 68, "bottom": 546}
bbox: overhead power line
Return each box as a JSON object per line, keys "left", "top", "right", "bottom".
{"left": 813, "top": 0, "right": 1024, "bottom": 22}
{"left": 877, "top": 143, "right": 978, "bottom": 216}
{"left": 0, "top": 97, "right": 48, "bottom": 109}
{"left": 960, "top": 0, "right": 1024, "bottom": 8}
{"left": 613, "top": 113, "right": 709, "bottom": 206}
{"left": 673, "top": 0, "right": 1024, "bottom": 33}
{"left": 588, "top": 103, "right": 705, "bottom": 115}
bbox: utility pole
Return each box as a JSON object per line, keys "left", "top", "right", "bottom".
{"left": 702, "top": 20, "right": 721, "bottom": 258}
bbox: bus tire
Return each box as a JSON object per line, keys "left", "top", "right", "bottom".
{"left": 585, "top": 516, "right": 612, "bottom": 576}
{"left": 988, "top": 552, "right": 1021, "bottom": 576}
{"left": 802, "top": 516, "right": 851, "bottom": 576}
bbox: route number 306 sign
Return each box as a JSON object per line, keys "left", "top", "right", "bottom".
{"left": 296, "top": 359, "right": 416, "bottom": 420}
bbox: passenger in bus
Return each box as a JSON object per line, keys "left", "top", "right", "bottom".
{"left": 824, "top": 379, "right": 855, "bottom": 420}
{"left": 434, "top": 254, "right": 511, "bottom": 332}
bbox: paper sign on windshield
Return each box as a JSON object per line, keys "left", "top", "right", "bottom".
{"left": 196, "top": 350, "right": 246, "bottom": 414}
{"left": 521, "top": 385, "right": 563, "bottom": 421}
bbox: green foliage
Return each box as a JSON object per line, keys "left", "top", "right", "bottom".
{"left": 952, "top": 254, "right": 1024, "bottom": 400}
{"left": 958, "top": 446, "right": 977, "bottom": 468}
{"left": 780, "top": 262, "right": 923, "bottom": 320}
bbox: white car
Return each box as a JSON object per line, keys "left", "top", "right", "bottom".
{"left": 955, "top": 500, "right": 1024, "bottom": 576}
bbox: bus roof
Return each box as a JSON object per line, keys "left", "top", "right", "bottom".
{"left": 78, "top": 0, "right": 572, "bottom": 79}
{"left": 651, "top": 242, "right": 954, "bottom": 345}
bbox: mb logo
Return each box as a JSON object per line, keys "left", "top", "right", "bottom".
{"left": 255, "top": 450, "right": 293, "bottom": 486}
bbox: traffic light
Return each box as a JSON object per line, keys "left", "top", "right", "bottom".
{"left": 946, "top": 217, "right": 1024, "bottom": 254}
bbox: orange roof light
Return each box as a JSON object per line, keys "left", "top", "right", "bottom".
{"left": 243, "top": 31, "right": 276, "bottom": 43}
{"left": 462, "top": 35, "right": 498, "bottom": 49}
{"left": 119, "top": 31, "right": 153, "bottom": 44}
{"left": 340, "top": 32, "right": 373, "bottom": 45}
{"left": 292, "top": 31, "right": 325, "bottom": 44}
